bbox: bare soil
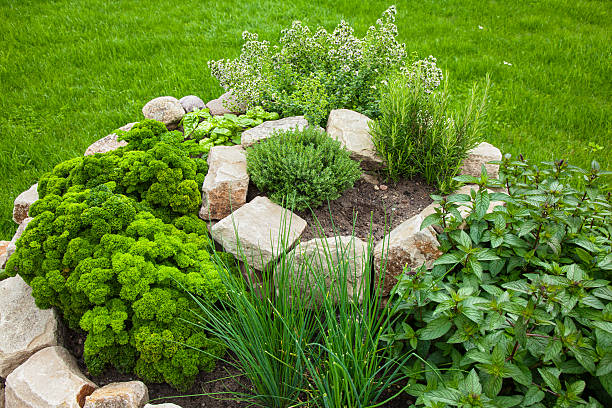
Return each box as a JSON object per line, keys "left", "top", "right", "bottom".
{"left": 59, "top": 176, "right": 432, "bottom": 407}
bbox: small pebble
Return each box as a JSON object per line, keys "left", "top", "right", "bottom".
{"left": 379, "top": 184, "right": 388, "bottom": 191}
{"left": 374, "top": 185, "right": 380, "bottom": 191}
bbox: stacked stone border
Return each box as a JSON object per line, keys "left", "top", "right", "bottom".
{"left": 0, "top": 92, "right": 502, "bottom": 407}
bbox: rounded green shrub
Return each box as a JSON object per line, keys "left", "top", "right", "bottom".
{"left": 5, "top": 184, "right": 226, "bottom": 390}
{"left": 246, "top": 127, "right": 361, "bottom": 211}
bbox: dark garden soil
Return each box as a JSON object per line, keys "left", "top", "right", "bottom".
{"left": 248, "top": 175, "right": 436, "bottom": 242}
{"left": 59, "top": 175, "right": 430, "bottom": 407}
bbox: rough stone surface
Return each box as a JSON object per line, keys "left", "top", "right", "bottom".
{"left": 199, "top": 145, "right": 249, "bottom": 220}
{"left": 285, "top": 236, "right": 369, "bottom": 303}
{"left": 4, "top": 217, "right": 33, "bottom": 268}
{"left": 0, "top": 241, "right": 9, "bottom": 269}
{"left": 211, "top": 196, "right": 307, "bottom": 271}
{"left": 12, "top": 184, "right": 38, "bottom": 224}
{"left": 144, "top": 404, "right": 182, "bottom": 408}
{"left": 5, "top": 346, "right": 97, "bottom": 408}
{"left": 179, "top": 95, "right": 206, "bottom": 113}
{"left": 0, "top": 275, "right": 59, "bottom": 378}
{"left": 206, "top": 92, "right": 246, "bottom": 116}
{"left": 85, "top": 133, "right": 129, "bottom": 156}
{"left": 460, "top": 142, "right": 502, "bottom": 179}
{"left": 326, "top": 109, "right": 383, "bottom": 169}
{"left": 142, "top": 96, "right": 185, "bottom": 129}
{"left": 374, "top": 214, "right": 442, "bottom": 296}
{"left": 84, "top": 381, "right": 148, "bottom": 408}
{"left": 241, "top": 116, "right": 309, "bottom": 148}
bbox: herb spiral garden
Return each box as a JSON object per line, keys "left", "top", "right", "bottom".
{"left": 1, "top": 6, "right": 611, "bottom": 408}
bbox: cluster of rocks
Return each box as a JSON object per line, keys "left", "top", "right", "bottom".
{"left": 0, "top": 91, "right": 503, "bottom": 407}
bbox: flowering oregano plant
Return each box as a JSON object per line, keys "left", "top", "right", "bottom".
{"left": 208, "top": 6, "right": 441, "bottom": 125}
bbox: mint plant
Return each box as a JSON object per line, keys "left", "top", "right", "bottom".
{"left": 385, "top": 157, "right": 612, "bottom": 406}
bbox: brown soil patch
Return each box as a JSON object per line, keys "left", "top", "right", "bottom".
{"left": 248, "top": 176, "right": 435, "bottom": 242}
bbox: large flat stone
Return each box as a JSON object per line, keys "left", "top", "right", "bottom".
{"left": 84, "top": 123, "right": 134, "bottom": 157}
{"left": 199, "top": 145, "right": 249, "bottom": 220}
{"left": 142, "top": 96, "right": 185, "bottom": 129}
{"left": 12, "top": 184, "right": 38, "bottom": 224}
{"left": 374, "top": 214, "right": 442, "bottom": 296}
{"left": 241, "top": 116, "right": 309, "bottom": 148}
{"left": 0, "top": 275, "right": 59, "bottom": 378}
{"left": 284, "top": 236, "right": 369, "bottom": 304}
{"left": 84, "top": 381, "right": 148, "bottom": 408}
{"left": 326, "top": 109, "right": 383, "bottom": 169}
{"left": 211, "top": 196, "right": 307, "bottom": 271}
{"left": 5, "top": 346, "right": 97, "bottom": 408}
{"left": 460, "top": 142, "right": 502, "bottom": 179}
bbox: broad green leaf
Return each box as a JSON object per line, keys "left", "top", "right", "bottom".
{"left": 483, "top": 373, "right": 502, "bottom": 398}
{"left": 596, "top": 353, "right": 612, "bottom": 376}
{"left": 453, "top": 175, "right": 480, "bottom": 184}
{"left": 476, "top": 248, "right": 501, "bottom": 261}
{"left": 426, "top": 387, "right": 461, "bottom": 405}
{"left": 419, "top": 317, "right": 452, "bottom": 340}
{"left": 593, "top": 321, "right": 612, "bottom": 334}
{"left": 503, "top": 363, "right": 531, "bottom": 386}
{"left": 523, "top": 385, "right": 545, "bottom": 406}
{"left": 600, "top": 372, "right": 612, "bottom": 396}
{"left": 421, "top": 213, "right": 441, "bottom": 230}
{"left": 462, "top": 369, "right": 482, "bottom": 394}
{"left": 474, "top": 190, "right": 491, "bottom": 219}
{"left": 493, "top": 396, "right": 523, "bottom": 408}
{"left": 447, "top": 193, "right": 472, "bottom": 203}
{"left": 434, "top": 252, "right": 463, "bottom": 266}
{"left": 538, "top": 367, "right": 561, "bottom": 392}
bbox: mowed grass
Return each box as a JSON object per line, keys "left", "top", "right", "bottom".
{"left": 1, "top": 0, "right": 610, "bottom": 240}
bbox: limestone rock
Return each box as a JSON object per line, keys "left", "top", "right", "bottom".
{"left": 241, "top": 116, "right": 309, "bottom": 148}
{"left": 0, "top": 241, "right": 9, "bottom": 269}
{"left": 12, "top": 184, "right": 38, "bottom": 224}
{"left": 142, "top": 96, "right": 185, "bottom": 129}
{"left": 285, "top": 236, "right": 369, "bottom": 303}
{"left": 4, "top": 217, "right": 33, "bottom": 268}
{"left": 460, "top": 142, "right": 502, "bottom": 179}
{"left": 211, "top": 196, "right": 306, "bottom": 271}
{"left": 206, "top": 92, "right": 246, "bottom": 116}
{"left": 199, "top": 145, "right": 249, "bottom": 220}
{"left": 374, "top": 214, "right": 442, "bottom": 296}
{"left": 144, "top": 404, "right": 182, "bottom": 408}
{"left": 326, "top": 109, "right": 383, "bottom": 169}
{"left": 85, "top": 133, "right": 129, "bottom": 156}
{"left": 0, "top": 275, "right": 59, "bottom": 378}
{"left": 5, "top": 346, "right": 97, "bottom": 407}
{"left": 179, "top": 95, "right": 206, "bottom": 113}
{"left": 84, "top": 381, "right": 148, "bottom": 408}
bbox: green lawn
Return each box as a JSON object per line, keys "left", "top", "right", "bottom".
{"left": 1, "top": 0, "right": 610, "bottom": 240}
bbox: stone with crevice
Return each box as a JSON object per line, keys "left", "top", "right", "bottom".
{"left": 142, "top": 96, "right": 185, "bottom": 129}
{"left": 12, "top": 184, "right": 38, "bottom": 224}
{"left": 0, "top": 275, "right": 59, "bottom": 378}
{"left": 211, "top": 196, "right": 306, "bottom": 271}
{"left": 284, "top": 236, "right": 369, "bottom": 304}
{"left": 460, "top": 142, "right": 502, "bottom": 179}
{"left": 374, "top": 214, "right": 442, "bottom": 296}
{"left": 326, "top": 109, "right": 383, "bottom": 169}
{"left": 179, "top": 95, "right": 206, "bottom": 113}
{"left": 84, "top": 381, "right": 148, "bottom": 408}
{"left": 199, "top": 145, "right": 249, "bottom": 220}
{"left": 206, "top": 92, "right": 246, "bottom": 116}
{"left": 241, "top": 116, "right": 309, "bottom": 148}
{"left": 5, "top": 346, "right": 97, "bottom": 408}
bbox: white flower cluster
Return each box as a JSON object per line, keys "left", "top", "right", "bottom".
{"left": 208, "top": 6, "right": 409, "bottom": 110}
{"left": 402, "top": 55, "right": 443, "bottom": 93}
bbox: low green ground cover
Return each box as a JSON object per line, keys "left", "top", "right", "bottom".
{"left": 1, "top": 0, "right": 610, "bottom": 240}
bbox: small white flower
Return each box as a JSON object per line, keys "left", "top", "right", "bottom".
{"left": 503, "top": 61, "right": 513, "bottom": 66}
{"left": 478, "top": 25, "right": 484, "bottom": 30}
